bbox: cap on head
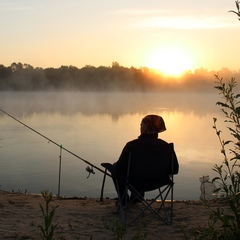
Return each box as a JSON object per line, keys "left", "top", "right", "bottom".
{"left": 140, "top": 115, "right": 166, "bottom": 134}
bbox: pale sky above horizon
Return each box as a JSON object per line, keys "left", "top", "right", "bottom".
{"left": 1, "top": 0, "right": 240, "bottom": 75}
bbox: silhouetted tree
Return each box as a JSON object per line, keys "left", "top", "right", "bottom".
{"left": 0, "top": 62, "right": 237, "bottom": 92}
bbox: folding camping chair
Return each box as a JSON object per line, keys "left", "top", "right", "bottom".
{"left": 101, "top": 142, "right": 178, "bottom": 226}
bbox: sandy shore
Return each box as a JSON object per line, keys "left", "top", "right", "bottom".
{"left": 0, "top": 190, "right": 214, "bottom": 240}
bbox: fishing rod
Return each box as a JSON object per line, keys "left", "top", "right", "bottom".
{"left": 0, "top": 108, "right": 110, "bottom": 178}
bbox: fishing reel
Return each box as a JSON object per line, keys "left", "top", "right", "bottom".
{"left": 86, "top": 166, "right": 95, "bottom": 178}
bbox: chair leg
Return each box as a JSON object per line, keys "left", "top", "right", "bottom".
{"left": 122, "top": 185, "right": 173, "bottom": 225}
{"left": 170, "top": 183, "right": 174, "bottom": 224}
{"left": 127, "top": 193, "right": 170, "bottom": 225}
{"left": 100, "top": 169, "right": 107, "bottom": 201}
{"left": 157, "top": 184, "right": 174, "bottom": 224}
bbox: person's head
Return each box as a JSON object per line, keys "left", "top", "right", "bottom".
{"left": 140, "top": 114, "right": 166, "bottom": 135}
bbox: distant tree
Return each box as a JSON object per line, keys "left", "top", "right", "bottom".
{"left": 0, "top": 64, "right": 11, "bottom": 78}
{"left": 0, "top": 64, "right": 12, "bottom": 90}
{"left": 11, "top": 62, "right": 23, "bottom": 72}
{"left": 32, "top": 67, "right": 46, "bottom": 90}
{"left": 112, "top": 61, "right": 120, "bottom": 68}
{"left": 44, "top": 67, "right": 61, "bottom": 89}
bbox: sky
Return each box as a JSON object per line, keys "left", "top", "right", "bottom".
{"left": 1, "top": 0, "right": 240, "bottom": 75}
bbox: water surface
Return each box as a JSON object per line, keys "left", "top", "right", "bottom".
{"left": 0, "top": 91, "right": 226, "bottom": 200}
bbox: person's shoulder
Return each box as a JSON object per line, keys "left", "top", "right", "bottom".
{"left": 126, "top": 138, "right": 139, "bottom": 146}
{"left": 156, "top": 138, "right": 169, "bottom": 145}
{"left": 123, "top": 138, "right": 142, "bottom": 150}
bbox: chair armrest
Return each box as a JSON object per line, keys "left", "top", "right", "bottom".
{"left": 101, "top": 163, "right": 114, "bottom": 173}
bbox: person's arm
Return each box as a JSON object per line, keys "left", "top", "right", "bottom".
{"left": 172, "top": 151, "right": 179, "bottom": 174}
{"left": 115, "top": 141, "right": 132, "bottom": 176}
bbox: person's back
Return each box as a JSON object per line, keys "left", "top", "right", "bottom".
{"left": 116, "top": 133, "right": 178, "bottom": 172}
{"left": 118, "top": 134, "right": 178, "bottom": 191}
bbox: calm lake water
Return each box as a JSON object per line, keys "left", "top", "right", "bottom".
{"left": 0, "top": 91, "right": 227, "bottom": 200}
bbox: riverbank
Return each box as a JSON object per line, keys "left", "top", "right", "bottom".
{"left": 0, "top": 190, "right": 214, "bottom": 239}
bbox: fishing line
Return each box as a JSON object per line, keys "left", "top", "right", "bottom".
{"left": 0, "top": 108, "right": 110, "bottom": 178}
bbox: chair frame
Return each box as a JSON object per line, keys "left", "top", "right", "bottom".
{"left": 101, "top": 143, "right": 176, "bottom": 226}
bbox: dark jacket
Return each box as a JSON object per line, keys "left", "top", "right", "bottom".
{"left": 115, "top": 133, "right": 179, "bottom": 178}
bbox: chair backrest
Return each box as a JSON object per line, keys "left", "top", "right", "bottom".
{"left": 128, "top": 142, "right": 175, "bottom": 192}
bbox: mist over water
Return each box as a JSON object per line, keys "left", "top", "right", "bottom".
{"left": 0, "top": 91, "right": 219, "bottom": 116}
{"left": 0, "top": 91, "right": 225, "bottom": 200}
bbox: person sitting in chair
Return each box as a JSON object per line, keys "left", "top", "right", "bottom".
{"left": 103, "top": 114, "right": 179, "bottom": 205}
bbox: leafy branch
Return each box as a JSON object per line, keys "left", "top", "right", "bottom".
{"left": 229, "top": 1, "right": 240, "bottom": 21}
{"left": 38, "top": 190, "right": 59, "bottom": 240}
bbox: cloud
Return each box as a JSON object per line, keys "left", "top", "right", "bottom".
{"left": 112, "top": 9, "right": 171, "bottom": 15}
{"left": 0, "top": 3, "right": 35, "bottom": 12}
{"left": 137, "top": 16, "right": 238, "bottom": 29}
{"left": 112, "top": 7, "right": 239, "bottom": 30}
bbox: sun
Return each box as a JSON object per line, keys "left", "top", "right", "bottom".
{"left": 145, "top": 47, "right": 194, "bottom": 76}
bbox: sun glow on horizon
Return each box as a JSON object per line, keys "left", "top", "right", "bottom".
{"left": 145, "top": 47, "right": 194, "bottom": 76}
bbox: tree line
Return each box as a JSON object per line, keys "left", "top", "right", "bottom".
{"left": 0, "top": 62, "right": 239, "bottom": 92}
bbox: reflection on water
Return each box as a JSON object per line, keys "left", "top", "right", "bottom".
{"left": 0, "top": 91, "right": 226, "bottom": 200}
